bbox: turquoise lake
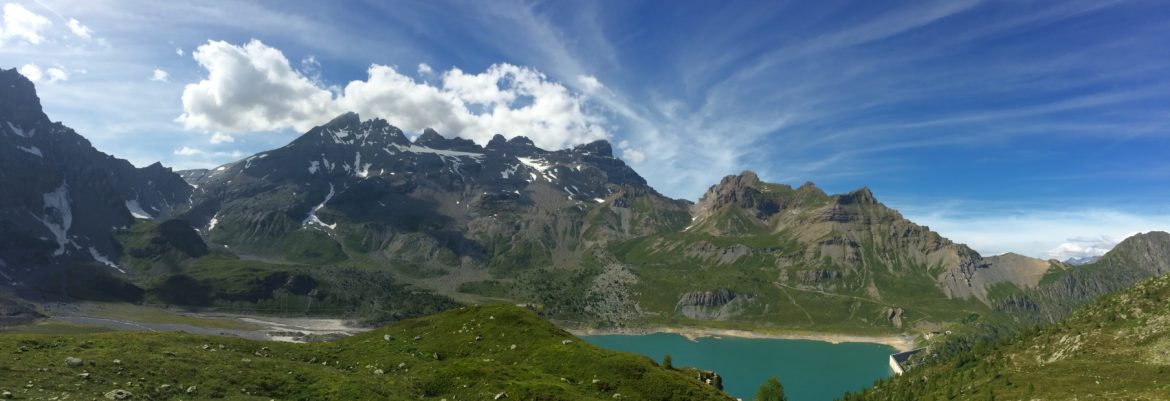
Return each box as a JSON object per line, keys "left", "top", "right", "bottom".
{"left": 582, "top": 333, "right": 893, "bottom": 401}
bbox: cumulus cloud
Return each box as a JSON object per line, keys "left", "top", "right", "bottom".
{"left": 19, "top": 63, "right": 67, "bottom": 82}
{"left": 577, "top": 74, "right": 603, "bottom": 92}
{"left": 175, "top": 47, "right": 184, "bottom": 57}
{"left": 0, "top": 3, "right": 52, "bottom": 45}
{"left": 177, "top": 39, "right": 336, "bottom": 133}
{"left": 150, "top": 68, "right": 169, "bottom": 82}
{"left": 178, "top": 39, "right": 608, "bottom": 150}
{"left": 173, "top": 146, "right": 244, "bottom": 159}
{"left": 66, "top": 18, "right": 91, "bottom": 40}
{"left": 209, "top": 132, "right": 234, "bottom": 144}
{"left": 1047, "top": 236, "right": 1118, "bottom": 261}
{"left": 173, "top": 146, "right": 202, "bottom": 156}
{"left": 417, "top": 63, "right": 433, "bottom": 75}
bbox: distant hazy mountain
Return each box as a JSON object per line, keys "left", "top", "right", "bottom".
{"left": 0, "top": 68, "right": 191, "bottom": 286}
{"left": 1063, "top": 255, "right": 1101, "bottom": 265}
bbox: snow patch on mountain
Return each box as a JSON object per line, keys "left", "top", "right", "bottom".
{"left": 519, "top": 157, "right": 558, "bottom": 181}
{"left": 38, "top": 182, "right": 73, "bottom": 256}
{"left": 500, "top": 164, "right": 519, "bottom": 179}
{"left": 17, "top": 145, "right": 41, "bottom": 157}
{"left": 125, "top": 199, "right": 154, "bottom": 219}
{"left": 88, "top": 247, "right": 126, "bottom": 273}
{"left": 303, "top": 183, "right": 337, "bottom": 230}
{"left": 6, "top": 121, "right": 32, "bottom": 138}
{"left": 392, "top": 143, "right": 484, "bottom": 159}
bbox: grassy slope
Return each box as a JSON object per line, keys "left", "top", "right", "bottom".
{"left": 609, "top": 227, "right": 998, "bottom": 335}
{"left": 839, "top": 272, "right": 1170, "bottom": 401}
{"left": 0, "top": 305, "right": 731, "bottom": 401}
{"left": 107, "top": 219, "right": 459, "bottom": 325}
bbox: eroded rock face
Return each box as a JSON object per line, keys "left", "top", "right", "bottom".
{"left": 676, "top": 289, "right": 749, "bottom": 320}
{"left": 678, "top": 289, "right": 737, "bottom": 308}
{"left": 883, "top": 307, "right": 905, "bottom": 328}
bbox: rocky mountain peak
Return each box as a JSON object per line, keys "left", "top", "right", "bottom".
{"left": 735, "top": 170, "right": 761, "bottom": 186}
{"left": 486, "top": 134, "right": 509, "bottom": 149}
{"left": 324, "top": 111, "right": 361, "bottom": 128}
{"left": 484, "top": 134, "right": 541, "bottom": 156}
{"left": 573, "top": 140, "right": 614, "bottom": 158}
{"left": 414, "top": 128, "right": 482, "bottom": 152}
{"left": 508, "top": 136, "right": 536, "bottom": 148}
{"left": 837, "top": 187, "right": 878, "bottom": 205}
{"left": 416, "top": 128, "right": 444, "bottom": 143}
{"left": 690, "top": 171, "right": 779, "bottom": 226}
{"left": 0, "top": 68, "right": 51, "bottom": 128}
{"left": 1101, "top": 231, "right": 1170, "bottom": 267}
{"left": 796, "top": 181, "right": 828, "bottom": 198}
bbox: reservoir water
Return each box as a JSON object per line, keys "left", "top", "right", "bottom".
{"left": 582, "top": 333, "right": 893, "bottom": 401}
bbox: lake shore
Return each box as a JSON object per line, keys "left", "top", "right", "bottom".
{"left": 568, "top": 326, "right": 917, "bottom": 352}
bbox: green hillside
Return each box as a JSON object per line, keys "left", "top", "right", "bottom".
{"left": 839, "top": 271, "right": 1170, "bottom": 400}
{"left": 0, "top": 304, "right": 731, "bottom": 400}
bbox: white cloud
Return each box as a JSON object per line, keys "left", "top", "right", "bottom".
{"left": 45, "top": 66, "right": 66, "bottom": 82}
{"left": 177, "top": 39, "right": 337, "bottom": 133}
{"left": 577, "top": 74, "right": 602, "bottom": 92}
{"left": 176, "top": 47, "right": 184, "bottom": 57}
{"left": 19, "top": 63, "right": 66, "bottom": 83}
{"left": 66, "top": 18, "right": 92, "bottom": 40}
{"left": 1047, "top": 236, "right": 1118, "bottom": 261}
{"left": 0, "top": 3, "right": 51, "bottom": 45}
{"left": 150, "top": 68, "right": 169, "bottom": 82}
{"left": 18, "top": 63, "right": 42, "bottom": 81}
{"left": 617, "top": 140, "right": 645, "bottom": 164}
{"left": 177, "top": 39, "right": 608, "bottom": 150}
{"left": 173, "top": 146, "right": 244, "bottom": 159}
{"left": 209, "top": 132, "right": 234, "bottom": 144}
{"left": 173, "top": 146, "right": 203, "bottom": 156}
{"left": 417, "top": 63, "right": 432, "bottom": 75}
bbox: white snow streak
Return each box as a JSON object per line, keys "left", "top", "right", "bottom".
{"left": 88, "top": 247, "right": 126, "bottom": 274}
{"left": 17, "top": 145, "right": 41, "bottom": 156}
{"left": 38, "top": 182, "right": 72, "bottom": 256}
{"left": 303, "top": 183, "right": 337, "bottom": 230}
{"left": 125, "top": 199, "right": 154, "bottom": 219}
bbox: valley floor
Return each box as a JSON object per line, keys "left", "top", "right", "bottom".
{"left": 5, "top": 301, "right": 917, "bottom": 352}
{"left": 570, "top": 326, "right": 916, "bottom": 352}
{"left": 1, "top": 302, "right": 368, "bottom": 342}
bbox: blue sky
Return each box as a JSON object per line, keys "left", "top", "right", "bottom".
{"left": 2, "top": 0, "right": 1169, "bottom": 259}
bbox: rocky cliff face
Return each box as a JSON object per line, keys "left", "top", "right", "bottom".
{"left": 687, "top": 171, "right": 1025, "bottom": 304}
{"left": 676, "top": 289, "right": 749, "bottom": 320}
{"left": 0, "top": 68, "right": 192, "bottom": 285}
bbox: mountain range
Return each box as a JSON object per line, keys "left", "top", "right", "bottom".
{"left": 2, "top": 67, "right": 1168, "bottom": 335}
